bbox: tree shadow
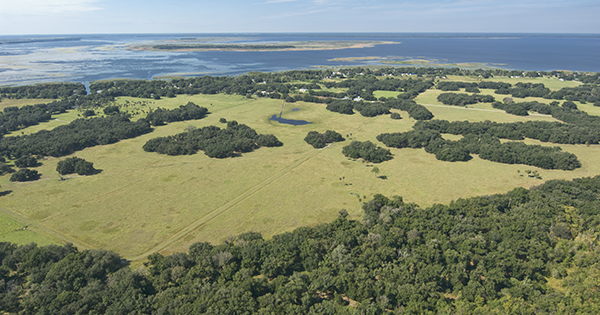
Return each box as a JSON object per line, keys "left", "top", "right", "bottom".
{"left": 0, "top": 190, "right": 13, "bottom": 197}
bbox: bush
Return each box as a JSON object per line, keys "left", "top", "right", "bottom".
{"left": 57, "top": 157, "right": 98, "bottom": 176}
{"left": 390, "top": 112, "right": 402, "bottom": 120}
{"left": 14, "top": 156, "right": 39, "bottom": 168}
{"left": 82, "top": 109, "right": 96, "bottom": 117}
{"left": 10, "top": 168, "right": 40, "bottom": 182}
{"left": 304, "top": 130, "right": 344, "bottom": 148}
{"left": 341, "top": 141, "right": 392, "bottom": 163}
{"left": 326, "top": 100, "right": 354, "bottom": 115}
{"left": 103, "top": 105, "right": 120, "bottom": 115}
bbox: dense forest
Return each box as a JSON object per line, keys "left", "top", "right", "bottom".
{"left": 2, "top": 176, "right": 600, "bottom": 314}
{"left": 0, "top": 83, "right": 85, "bottom": 99}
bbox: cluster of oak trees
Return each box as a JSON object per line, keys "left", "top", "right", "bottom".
{"left": 437, "top": 93, "right": 495, "bottom": 106}
{"left": 0, "top": 115, "right": 152, "bottom": 159}
{"left": 0, "top": 101, "right": 74, "bottom": 136}
{"left": 325, "top": 99, "right": 433, "bottom": 120}
{"left": 145, "top": 102, "right": 209, "bottom": 126}
{"left": 304, "top": 130, "right": 344, "bottom": 149}
{"left": 2, "top": 176, "right": 600, "bottom": 314}
{"left": 437, "top": 80, "right": 599, "bottom": 104}
{"left": 0, "top": 83, "right": 86, "bottom": 99}
{"left": 375, "top": 100, "right": 600, "bottom": 169}
{"left": 143, "top": 120, "right": 282, "bottom": 158}
{"left": 56, "top": 157, "right": 98, "bottom": 176}
{"left": 341, "top": 141, "right": 393, "bottom": 163}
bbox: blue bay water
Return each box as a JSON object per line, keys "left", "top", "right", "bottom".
{"left": 0, "top": 33, "right": 598, "bottom": 86}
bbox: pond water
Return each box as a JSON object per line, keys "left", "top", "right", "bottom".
{"left": 269, "top": 113, "right": 312, "bottom": 126}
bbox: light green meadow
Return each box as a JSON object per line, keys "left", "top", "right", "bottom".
{"left": 0, "top": 77, "right": 598, "bottom": 261}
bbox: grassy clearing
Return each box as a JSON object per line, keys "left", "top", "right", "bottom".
{"left": 0, "top": 212, "right": 57, "bottom": 246}
{"left": 1, "top": 78, "right": 599, "bottom": 261}
{"left": 373, "top": 90, "right": 400, "bottom": 99}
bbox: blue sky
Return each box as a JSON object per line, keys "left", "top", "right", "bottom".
{"left": 0, "top": 0, "right": 598, "bottom": 35}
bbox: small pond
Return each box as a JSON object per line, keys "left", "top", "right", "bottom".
{"left": 269, "top": 114, "right": 312, "bottom": 126}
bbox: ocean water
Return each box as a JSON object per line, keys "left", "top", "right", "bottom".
{"left": 0, "top": 33, "right": 598, "bottom": 86}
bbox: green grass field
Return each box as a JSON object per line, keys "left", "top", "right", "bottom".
{"left": 373, "top": 90, "right": 400, "bottom": 99}
{"left": 0, "top": 211, "right": 58, "bottom": 246}
{"left": 1, "top": 77, "right": 599, "bottom": 261}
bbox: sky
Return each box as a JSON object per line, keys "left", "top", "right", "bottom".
{"left": 0, "top": 0, "right": 599, "bottom": 35}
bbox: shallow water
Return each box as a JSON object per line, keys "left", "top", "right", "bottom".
{"left": 1, "top": 33, "right": 599, "bottom": 86}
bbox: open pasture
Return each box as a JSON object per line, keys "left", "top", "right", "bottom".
{"left": 1, "top": 77, "right": 599, "bottom": 261}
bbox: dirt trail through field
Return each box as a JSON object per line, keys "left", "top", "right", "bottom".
{"left": 127, "top": 117, "right": 375, "bottom": 261}
{"left": 0, "top": 206, "right": 93, "bottom": 249}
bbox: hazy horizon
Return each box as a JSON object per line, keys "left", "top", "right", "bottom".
{"left": 1, "top": 0, "right": 598, "bottom": 35}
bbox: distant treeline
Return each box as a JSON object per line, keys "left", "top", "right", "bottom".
{"left": 152, "top": 44, "right": 296, "bottom": 50}
{"left": 437, "top": 80, "right": 599, "bottom": 104}
{"left": 0, "top": 82, "right": 86, "bottom": 99}
{"left": 86, "top": 67, "right": 599, "bottom": 106}
{"left": 377, "top": 103, "right": 600, "bottom": 170}
{"left": 2, "top": 176, "right": 600, "bottom": 313}
{"left": 325, "top": 99, "right": 433, "bottom": 120}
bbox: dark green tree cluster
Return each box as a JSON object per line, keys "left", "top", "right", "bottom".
{"left": 143, "top": 120, "right": 282, "bottom": 158}
{"left": 437, "top": 81, "right": 479, "bottom": 91}
{"left": 56, "top": 157, "right": 98, "bottom": 176}
{"left": 102, "top": 105, "right": 120, "bottom": 115}
{"left": 0, "top": 162, "right": 14, "bottom": 176}
{"left": 0, "top": 83, "right": 86, "bottom": 99}
{"left": 437, "top": 93, "right": 495, "bottom": 106}
{"left": 341, "top": 141, "right": 392, "bottom": 163}
{"left": 430, "top": 103, "right": 600, "bottom": 145}
{"left": 14, "top": 155, "right": 39, "bottom": 168}
{"left": 9, "top": 168, "right": 40, "bottom": 182}
{"left": 390, "top": 112, "right": 402, "bottom": 119}
{"left": 377, "top": 117, "right": 590, "bottom": 170}
{"left": 352, "top": 102, "right": 390, "bottom": 117}
{"left": 0, "top": 115, "right": 152, "bottom": 158}
{"left": 145, "top": 102, "right": 209, "bottom": 126}
{"left": 326, "top": 76, "right": 434, "bottom": 101}
{"left": 325, "top": 100, "right": 355, "bottom": 115}
{"left": 3, "top": 176, "right": 600, "bottom": 313}
{"left": 386, "top": 99, "right": 434, "bottom": 120}
{"left": 495, "top": 82, "right": 551, "bottom": 98}
{"left": 0, "top": 101, "right": 75, "bottom": 135}
{"left": 0, "top": 244, "right": 152, "bottom": 314}
{"left": 304, "top": 130, "right": 344, "bottom": 148}
{"left": 438, "top": 79, "right": 598, "bottom": 103}
{"left": 81, "top": 109, "right": 96, "bottom": 117}
{"left": 550, "top": 84, "right": 600, "bottom": 103}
